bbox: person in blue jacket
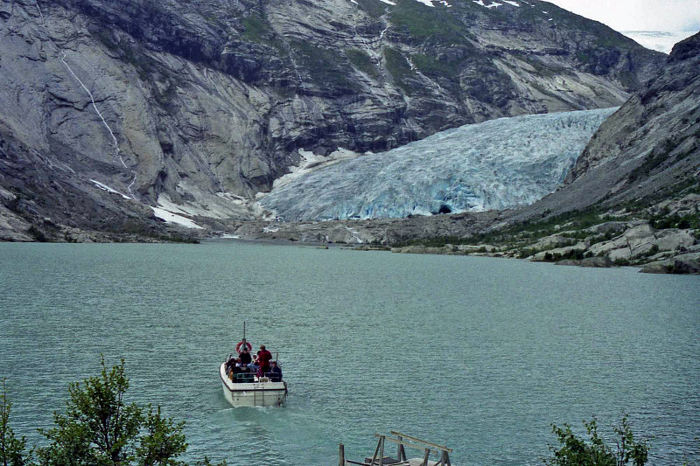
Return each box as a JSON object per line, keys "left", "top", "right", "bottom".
{"left": 268, "top": 360, "right": 283, "bottom": 382}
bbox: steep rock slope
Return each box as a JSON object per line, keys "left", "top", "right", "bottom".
{"left": 518, "top": 31, "right": 700, "bottom": 217}
{"left": 0, "top": 0, "right": 664, "bottom": 240}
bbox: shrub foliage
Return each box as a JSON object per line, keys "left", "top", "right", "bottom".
{"left": 1, "top": 358, "right": 225, "bottom": 466}
{"left": 545, "top": 415, "right": 649, "bottom": 465}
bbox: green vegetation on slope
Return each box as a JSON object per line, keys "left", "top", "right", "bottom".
{"left": 292, "top": 41, "right": 360, "bottom": 95}
{"left": 346, "top": 48, "right": 380, "bottom": 78}
{"left": 241, "top": 14, "right": 273, "bottom": 43}
{"left": 384, "top": 47, "right": 416, "bottom": 94}
{"left": 389, "top": 0, "right": 471, "bottom": 44}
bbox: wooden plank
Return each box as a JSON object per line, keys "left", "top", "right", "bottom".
{"left": 363, "top": 458, "right": 404, "bottom": 465}
{"left": 389, "top": 431, "right": 452, "bottom": 452}
{"left": 374, "top": 435, "right": 439, "bottom": 454}
{"left": 339, "top": 443, "right": 345, "bottom": 466}
{"left": 345, "top": 460, "right": 370, "bottom": 466}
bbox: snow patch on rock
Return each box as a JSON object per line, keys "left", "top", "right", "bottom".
{"left": 152, "top": 197, "right": 204, "bottom": 229}
{"left": 90, "top": 180, "right": 131, "bottom": 200}
{"left": 473, "top": 0, "right": 502, "bottom": 8}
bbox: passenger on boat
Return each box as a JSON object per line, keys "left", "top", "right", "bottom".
{"left": 268, "top": 361, "right": 282, "bottom": 382}
{"left": 225, "top": 356, "right": 237, "bottom": 376}
{"left": 239, "top": 346, "right": 252, "bottom": 365}
{"left": 234, "top": 362, "right": 254, "bottom": 383}
{"left": 257, "top": 345, "right": 272, "bottom": 373}
{"left": 236, "top": 338, "right": 252, "bottom": 354}
{"left": 226, "top": 357, "right": 241, "bottom": 381}
{"left": 248, "top": 355, "right": 259, "bottom": 373}
{"left": 231, "top": 360, "right": 242, "bottom": 381}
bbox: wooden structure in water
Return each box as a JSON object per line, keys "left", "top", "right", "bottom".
{"left": 339, "top": 431, "right": 452, "bottom": 466}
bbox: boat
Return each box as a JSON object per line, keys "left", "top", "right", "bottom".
{"left": 219, "top": 361, "right": 287, "bottom": 407}
{"left": 219, "top": 324, "right": 288, "bottom": 407}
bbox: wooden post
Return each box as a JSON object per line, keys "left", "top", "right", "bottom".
{"left": 443, "top": 450, "right": 451, "bottom": 466}
{"left": 378, "top": 436, "right": 384, "bottom": 465}
{"left": 422, "top": 448, "right": 430, "bottom": 466}
{"left": 370, "top": 436, "right": 381, "bottom": 465}
{"left": 338, "top": 444, "right": 345, "bottom": 466}
{"left": 397, "top": 435, "right": 406, "bottom": 461}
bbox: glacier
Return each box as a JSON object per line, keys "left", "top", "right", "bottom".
{"left": 259, "top": 108, "right": 617, "bottom": 221}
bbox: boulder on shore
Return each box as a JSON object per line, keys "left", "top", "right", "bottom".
{"left": 556, "top": 256, "right": 613, "bottom": 268}
{"left": 640, "top": 252, "right": 700, "bottom": 274}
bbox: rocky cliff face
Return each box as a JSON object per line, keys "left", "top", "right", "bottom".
{"left": 518, "top": 31, "right": 700, "bottom": 217}
{"left": 0, "top": 0, "right": 664, "bottom": 240}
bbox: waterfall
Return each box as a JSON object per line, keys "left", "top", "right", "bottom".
{"left": 33, "top": 0, "right": 137, "bottom": 199}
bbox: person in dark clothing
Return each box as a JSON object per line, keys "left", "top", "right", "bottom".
{"left": 225, "top": 356, "right": 236, "bottom": 373}
{"left": 257, "top": 345, "right": 273, "bottom": 374}
{"left": 225, "top": 357, "right": 241, "bottom": 381}
{"left": 237, "top": 362, "right": 254, "bottom": 382}
{"left": 231, "top": 360, "right": 243, "bottom": 382}
{"left": 239, "top": 347, "right": 252, "bottom": 365}
{"left": 268, "top": 361, "right": 283, "bottom": 382}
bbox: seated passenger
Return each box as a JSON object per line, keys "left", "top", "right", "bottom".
{"left": 268, "top": 361, "right": 283, "bottom": 382}
{"left": 248, "top": 355, "right": 259, "bottom": 373}
{"left": 225, "top": 356, "right": 236, "bottom": 374}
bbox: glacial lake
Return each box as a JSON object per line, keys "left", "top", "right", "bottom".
{"left": 0, "top": 241, "right": 698, "bottom": 465}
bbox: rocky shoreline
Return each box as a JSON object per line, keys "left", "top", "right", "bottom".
{"left": 388, "top": 194, "right": 700, "bottom": 274}
{"left": 388, "top": 229, "right": 700, "bottom": 275}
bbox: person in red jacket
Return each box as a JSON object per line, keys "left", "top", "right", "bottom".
{"left": 257, "top": 345, "right": 272, "bottom": 374}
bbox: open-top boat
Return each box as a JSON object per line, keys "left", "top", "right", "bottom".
{"left": 219, "top": 324, "right": 287, "bottom": 407}
{"left": 219, "top": 361, "right": 287, "bottom": 407}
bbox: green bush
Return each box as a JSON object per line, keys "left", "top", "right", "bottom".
{"left": 1, "top": 380, "right": 29, "bottom": 466}
{"left": 36, "top": 357, "right": 186, "bottom": 465}
{"left": 650, "top": 213, "right": 699, "bottom": 230}
{"left": 1, "top": 359, "right": 226, "bottom": 466}
{"left": 546, "top": 415, "right": 649, "bottom": 465}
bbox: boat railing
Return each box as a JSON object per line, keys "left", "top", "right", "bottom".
{"left": 229, "top": 372, "right": 283, "bottom": 384}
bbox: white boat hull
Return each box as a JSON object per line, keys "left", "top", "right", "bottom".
{"left": 220, "top": 363, "right": 287, "bottom": 407}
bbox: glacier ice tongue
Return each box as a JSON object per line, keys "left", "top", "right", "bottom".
{"left": 260, "top": 108, "right": 617, "bottom": 221}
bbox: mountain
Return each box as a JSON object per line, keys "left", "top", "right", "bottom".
{"left": 232, "top": 32, "right": 699, "bottom": 273}
{"left": 522, "top": 31, "right": 700, "bottom": 218}
{"left": 0, "top": 0, "right": 665, "bottom": 241}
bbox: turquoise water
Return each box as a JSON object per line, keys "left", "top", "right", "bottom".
{"left": 0, "top": 242, "right": 698, "bottom": 465}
